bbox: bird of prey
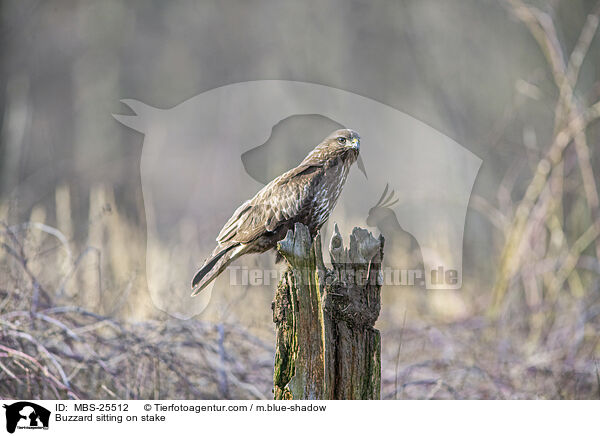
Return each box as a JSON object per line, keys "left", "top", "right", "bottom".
{"left": 191, "top": 129, "right": 361, "bottom": 296}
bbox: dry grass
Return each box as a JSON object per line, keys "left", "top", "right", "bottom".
{"left": 0, "top": 221, "right": 274, "bottom": 400}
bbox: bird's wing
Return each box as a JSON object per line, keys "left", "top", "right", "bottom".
{"left": 216, "top": 164, "right": 322, "bottom": 244}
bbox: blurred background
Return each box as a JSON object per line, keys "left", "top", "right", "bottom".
{"left": 1, "top": 0, "right": 599, "bottom": 399}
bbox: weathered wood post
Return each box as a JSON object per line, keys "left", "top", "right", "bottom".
{"left": 272, "top": 222, "right": 383, "bottom": 399}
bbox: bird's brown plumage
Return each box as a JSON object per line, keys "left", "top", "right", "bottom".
{"left": 191, "top": 128, "right": 360, "bottom": 295}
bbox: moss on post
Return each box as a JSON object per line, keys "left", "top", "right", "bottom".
{"left": 272, "top": 223, "right": 383, "bottom": 400}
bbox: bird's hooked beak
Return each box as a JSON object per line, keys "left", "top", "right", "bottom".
{"left": 350, "top": 137, "right": 360, "bottom": 150}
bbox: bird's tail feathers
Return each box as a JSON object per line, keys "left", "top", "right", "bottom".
{"left": 191, "top": 243, "right": 245, "bottom": 296}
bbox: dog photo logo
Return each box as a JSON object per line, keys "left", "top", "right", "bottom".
{"left": 2, "top": 402, "right": 50, "bottom": 434}
{"left": 114, "top": 80, "right": 482, "bottom": 318}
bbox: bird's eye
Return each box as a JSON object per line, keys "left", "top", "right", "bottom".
{"left": 337, "top": 137, "right": 346, "bottom": 145}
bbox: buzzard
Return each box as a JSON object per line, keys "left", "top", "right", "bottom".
{"left": 191, "top": 128, "right": 360, "bottom": 296}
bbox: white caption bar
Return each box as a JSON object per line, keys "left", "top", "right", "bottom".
{"left": 0, "top": 400, "right": 595, "bottom": 436}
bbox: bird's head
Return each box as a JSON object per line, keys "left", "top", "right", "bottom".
{"left": 306, "top": 128, "right": 360, "bottom": 164}
{"left": 327, "top": 128, "right": 360, "bottom": 153}
{"left": 303, "top": 128, "right": 366, "bottom": 176}
{"left": 366, "top": 184, "right": 399, "bottom": 228}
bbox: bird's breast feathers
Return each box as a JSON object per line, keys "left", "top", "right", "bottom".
{"left": 308, "top": 162, "right": 351, "bottom": 229}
